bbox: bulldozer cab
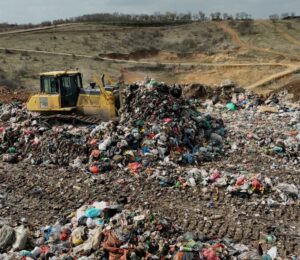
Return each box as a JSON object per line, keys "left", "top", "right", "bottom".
{"left": 40, "top": 71, "right": 82, "bottom": 108}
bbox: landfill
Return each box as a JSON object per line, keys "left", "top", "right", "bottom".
{"left": 0, "top": 80, "right": 226, "bottom": 168}
{"left": 0, "top": 78, "right": 299, "bottom": 259}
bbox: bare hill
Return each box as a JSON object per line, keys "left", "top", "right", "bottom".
{"left": 0, "top": 20, "right": 299, "bottom": 92}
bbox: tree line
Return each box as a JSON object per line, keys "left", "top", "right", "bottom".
{"left": 43, "top": 11, "right": 254, "bottom": 25}
{"left": 0, "top": 11, "right": 298, "bottom": 30}
{"left": 269, "top": 12, "right": 297, "bottom": 21}
{"left": 0, "top": 11, "right": 252, "bottom": 30}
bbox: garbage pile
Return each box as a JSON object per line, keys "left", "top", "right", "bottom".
{"left": 0, "top": 80, "right": 227, "bottom": 169}
{"left": 0, "top": 80, "right": 299, "bottom": 258}
{"left": 154, "top": 167, "right": 273, "bottom": 195}
{"left": 217, "top": 91, "right": 300, "bottom": 165}
{"left": 182, "top": 79, "right": 298, "bottom": 112}
{"left": 0, "top": 80, "right": 298, "bottom": 171}
{"left": 150, "top": 165, "right": 300, "bottom": 204}
{"left": 88, "top": 80, "right": 226, "bottom": 171}
{"left": 188, "top": 81, "right": 300, "bottom": 165}
{"left": 0, "top": 201, "right": 276, "bottom": 259}
{"left": 0, "top": 105, "right": 91, "bottom": 166}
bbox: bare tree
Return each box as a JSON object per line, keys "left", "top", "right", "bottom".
{"left": 165, "top": 12, "right": 177, "bottom": 21}
{"left": 223, "top": 13, "right": 229, "bottom": 20}
{"left": 198, "top": 11, "right": 206, "bottom": 21}
{"left": 210, "top": 12, "right": 222, "bottom": 21}
{"left": 281, "top": 12, "right": 289, "bottom": 19}
{"left": 192, "top": 13, "right": 199, "bottom": 21}
{"left": 269, "top": 14, "right": 279, "bottom": 21}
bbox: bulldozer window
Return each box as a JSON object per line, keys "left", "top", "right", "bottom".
{"left": 61, "top": 74, "right": 81, "bottom": 90}
{"left": 76, "top": 74, "right": 82, "bottom": 88}
{"left": 62, "top": 76, "right": 72, "bottom": 89}
{"left": 60, "top": 74, "right": 80, "bottom": 107}
{"left": 41, "top": 76, "right": 58, "bottom": 94}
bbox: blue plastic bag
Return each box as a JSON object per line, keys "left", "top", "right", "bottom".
{"left": 85, "top": 208, "right": 101, "bottom": 218}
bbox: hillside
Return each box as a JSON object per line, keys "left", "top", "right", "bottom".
{"left": 0, "top": 19, "right": 299, "bottom": 93}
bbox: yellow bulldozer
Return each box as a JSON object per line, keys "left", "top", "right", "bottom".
{"left": 27, "top": 70, "right": 122, "bottom": 123}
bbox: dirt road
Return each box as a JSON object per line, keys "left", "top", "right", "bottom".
{"left": 248, "top": 66, "right": 300, "bottom": 90}
{"left": 0, "top": 46, "right": 290, "bottom": 68}
{"left": 0, "top": 23, "right": 80, "bottom": 36}
{"left": 216, "top": 22, "right": 298, "bottom": 58}
{"left": 216, "top": 21, "right": 300, "bottom": 90}
{"left": 261, "top": 21, "right": 300, "bottom": 47}
{"left": 216, "top": 22, "right": 245, "bottom": 48}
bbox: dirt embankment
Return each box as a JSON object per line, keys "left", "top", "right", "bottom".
{"left": 272, "top": 78, "right": 300, "bottom": 100}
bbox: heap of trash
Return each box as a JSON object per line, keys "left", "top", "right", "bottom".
{"left": 0, "top": 201, "right": 278, "bottom": 259}
{"left": 219, "top": 91, "right": 300, "bottom": 165}
{"left": 146, "top": 165, "right": 299, "bottom": 204}
{"left": 0, "top": 80, "right": 226, "bottom": 170}
{"left": 0, "top": 79, "right": 298, "bottom": 174}
{"left": 0, "top": 79, "right": 299, "bottom": 258}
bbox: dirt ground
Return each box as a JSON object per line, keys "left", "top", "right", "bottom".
{"left": 0, "top": 114, "right": 299, "bottom": 257}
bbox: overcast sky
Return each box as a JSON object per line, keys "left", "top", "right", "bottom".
{"left": 0, "top": 0, "right": 299, "bottom": 24}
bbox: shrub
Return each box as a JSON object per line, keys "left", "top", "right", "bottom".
{"left": 4, "top": 49, "right": 14, "bottom": 54}
{"left": 181, "top": 38, "right": 197, "bottom": 49}
{"left": 0, "top": 73, "right": 18, "bottom": 88}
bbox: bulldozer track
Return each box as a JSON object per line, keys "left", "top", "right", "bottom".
{"left": 39, "top": 114, "right": 104, "bottom": 125}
